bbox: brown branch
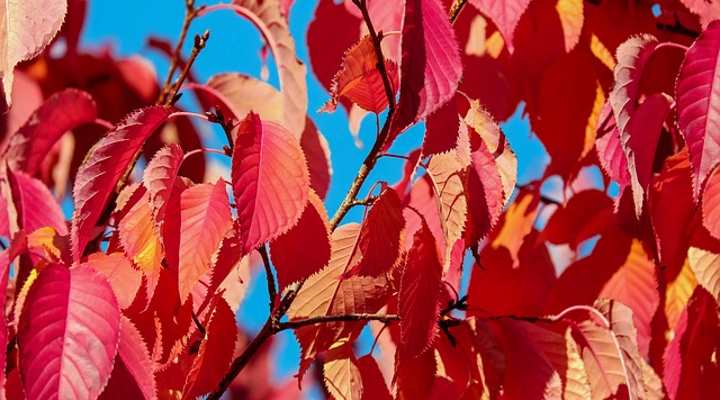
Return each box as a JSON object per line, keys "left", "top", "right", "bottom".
{"left": 210, "top": 0, "right": 462, "bottom": 395}
{"left": 158, "top": 0, "right": 201, "bottom": 104}
{"left": 278, "top": 313, "right": 399, "bottom": 331}
{"left": 164, "top": 30, "right": 210, "bottom": 106}
{"left": 257, "top": 245, "right": 277, "bottom": 312}
{"left": 330, "top": 1, "right": 395, "bottom": 230}
{"left": 449, "top": 0, "right": 468, "bottom": 24}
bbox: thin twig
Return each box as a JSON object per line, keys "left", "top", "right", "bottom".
{"left": 158, "top": 0, "right": 200, "bottom": 104}
{"left": 165, "top": 30, "right": 210, "bottom": 106}
{"left": 277, "top": 313, "right": 399, "bottom": 331}
{"left": 257, "top": 245, "right": 277, "bottom": 312}
{"left": 330, "top": 0, "right": 396, "bottom": 230}
{"left": 448, "top": 0, "right": 468, "bottom": 24}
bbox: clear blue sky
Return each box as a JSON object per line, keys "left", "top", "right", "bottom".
{"left": 81, "top": 0, "right": 547, "bottom": 393}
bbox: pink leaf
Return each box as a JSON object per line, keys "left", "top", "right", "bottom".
{"left": 399, "top": 221, "right": 443, "bottom": 358}
{"left": 270, "top": 190, "right": 331, "bottom": 291}
{"left": 3, "top": 89, "right": 97, "bottom": 175}
{"left": 6, "top": 169, "right": 67, "bottom": 236}
{"left": 71, "top": 106, "right": 171, "bottom": 261}
{"left": 468, "top": 0, "right": 532, "bottom": 53}
{"left": 387, "top": 0, "right": 462, "bottom": 146}
{"left": 83, "top": 252, "right": 142, "bottom": 310}
{"left": 179, "top": 180, "right": 232, "bottom": 302}
{"left": 18, "top": 264, "right": 121, "bottom": 400}
{"left": 143, "top": 144, "right": 184, "bottom": 232}
{"left": 677, "top": 20, "right": 720, "bottom": 198}
{"left": 202, "top": 0, "right": 308, "bottom": 137}
{"left": 232, "top": 112, "right": 310, "bottom": 253}
{"left": 0, "top": 0, "right": 67, "bottom": 110}
{"left": 595, "top": 102, "right": 630, "bottom": 187}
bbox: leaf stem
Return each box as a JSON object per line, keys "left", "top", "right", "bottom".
{"left": 277, "top": 313, "right": 399, "bottom": 331}
{"left": 257, "top": 245, "right": 277, "bottom": 313}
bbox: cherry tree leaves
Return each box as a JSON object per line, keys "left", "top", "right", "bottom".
{"left": 18, "top": 265, "right": 121, "bottom": 400}
{"left": 468, "top": 0, "right": 532, "bottom": 53}
{"left": 677, "top": 20, "right": 720, "bottom": 199}
{"left": 388, "top": 0, "right": 462, "bottom": 143}
{"left": 321, "top": 35, "right": 399, "bottom": 114}
{"left": 232, "top": 112, "right": 310, "bottom": 254}
{"left": 71, "top": 106, "right": 171, "bottom": 261}
{"left": 3, "top": 89, "right": 97, "bottom": 174}
{"left": 399, "top": 221, "right": 443, "bottom": 358}
{"left": 0, "top": 0, "right": 68, "bottom": 110}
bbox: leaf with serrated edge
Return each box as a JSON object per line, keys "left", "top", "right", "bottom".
{"left": 71, "top": 106, "right": 171, "bottom": 261}
{"left": 0, "top": 0, "right": 67, "bottom": 109}
{"left": 270, "top": 190, "right": 331, "bottom": 290}
{"left": 18, "top": 265, "right": 121, "bottom": 400}
{"left": 232, "top": 112, "right": 310, "bottom": 254}
{"left": 178, "top": 180, "right": 232, "bottom": 302}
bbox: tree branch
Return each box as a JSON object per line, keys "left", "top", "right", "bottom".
{"left": 330, "top": 1, "right": 395, "bottom": 231}
{"left": 164, "top": 30, "right": 210, "bottom": 106}
{"left": 257, "top": 245, "right": 277, "bottom": 312}
{"left": 158, "top": 0, "right": 202, "bottom": 104}
{"left": 278, "top": 313, "right": 399, "bottom": 331}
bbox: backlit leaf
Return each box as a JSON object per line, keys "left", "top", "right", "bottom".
{"left": 232, "top": 112, "right": 310, "bottom": 254}
{"left": 18, "top": 265, "right": 121, "bottom": 400}
{"left": 71, "top": 106, "right": 171, "bottom": 261}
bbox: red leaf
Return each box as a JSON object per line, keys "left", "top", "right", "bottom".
{"left": 270, "top": 190, "right": 330, "bottom": 291}
{"left": 18, "top": 264, "right": 121, "bottom": 400}
{"left": 356, "top": 355, "right": 392, "bottom": 400}
{"left": 0, "top": 0, "right": 67, "bottom": 110}
{"left": 101, "top": 316, "right": 157, "bottom": 400}
{"left": 232, "top": 112, "right": 310, "bottom": 253}
{"left": 321, "top": 35, "right": 399, "bottom": 114}
{"left": 71, "top": 106, "right": 172, "bottom": 261}
{"left": 468, "top": 0, "right": 532, "bottom": 53}
{"left": 542, "top": 189, "right": 614, "bottom": 249}
{"left": 181, "top": 295, "right": 237, "bottom": 400}
{"left": 348, "top": 186, "right": 404, "bottom": 277}
{"left": 492, "top": 320, "right": 564, "bottom": 399}
{"left": 3, "top": 89, "right": 97, "bottom": 175}
{"left": 677, "top": 20, "right": 720, "bottom": 198}
{"left": 387, "top": 0, "right": 462, "bottom": 145}
{"left": 423, "top": 95, "right": 461, "bottom": 157}
{"left": 399, "top": 221, "right": 443, "bottom": 358}
{"left": 649, "top": 149, "right": 695, "bottom": 272}
{"left": 624, "top": 93, "right": 674, "bottom": 216}
{"left": 179, "top": 180, "right": 232, "bottom": 302}
{"left": 300, "top": 120, "right": 332, "bottom": 199}
{"left": 663, "top": 288, "right": 719, "bottom": 400}
{"left": 308, "top": 0, "right": 362, "bottom": 112}
{"left": 6, "top": 168, "right": 67, "bottom": 236}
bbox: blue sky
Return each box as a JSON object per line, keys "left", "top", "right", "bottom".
{"left": 81, "top": 0, "right": 547, "bottom": 393}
